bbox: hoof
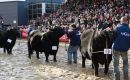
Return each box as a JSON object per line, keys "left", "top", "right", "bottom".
{"left": 8, "top": 53, "right": 12, "bottom": 55}
{"left": 45, "top": 60, "right": 49, "bottom": 62}
{"left": 37, "top": 57, "right": 40, "bottom": 59}
{"left": 28, "top": 56, "right": 31, "bottom": 59}
{"left": 82, "top": 67, "right": 85, "bottom": 68}
{"left": 92, "top": 64, "right": 94, "bottom": 69}
{"left": 74, "top": 61, "right": 77, "bottom": 64}
{"left": 82, "top": 65, "right": 85, "bottom": 68}
{"left": 104, "top": 72, "right": 108, "bottom": 75}
{"left": 54, "top": 60, "right": 57, "bottom": 62}
{"left": 95, "top": 72, "right": 99, "bottom": 77}
{"left": 95, "top": 74, "right": 99, "bottom": 77}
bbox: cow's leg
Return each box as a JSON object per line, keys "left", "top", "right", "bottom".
{"left": 36, "top": 51, "right": 40, "bottom": 59}
{"left": 9, "top": 48, "right": 13, "bottom": 54}
{"left": 28, "top": 51, "right": 33, "bottom": 59}
{"left": 93, "top": 61, "right": 99, "bottom": 76}
{"left": 28, "top": 43, "right": 33, "bottom": 59}
{"left": 104, "top": 55, "right": 112, "bottom": 75}
{"left": 28, "top": 50, "right": 33, "bottom": 59}
{"left": 104, "top": 62, "right": 109, "bottom": 75}
{"left": 53, "top": 54, "right": 57, "bottom": 62}
{"left": 92, "top": 63, "right": 94, "bottom": 69}
{"left": 28, "top": 47, "right": 33, "bottom": 59}
{"left": 3, "top": 47, "right": 6, "bottom": 53}
{"left": 7, "top": 48, "right": 11, "bottom": 54}
{"left": 28, "top": 49, "right": 33, "bottom": 59}
{"left": 10, "top": 49, "right": 12, "bottom": 54}
{"left": 82, "top": 55, "right": 86, "bottom": 68}
{"left": 104, "top": 59, "right": 111, "bottom": 75}
{"left": 45, "top": 53, "right": 49, "bottom": 62}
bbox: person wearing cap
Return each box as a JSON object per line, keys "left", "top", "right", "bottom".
{"left": 112, "top": 16, "right": 130, "bottom": 80}
{"left": 66, "top": 24, "right": 81, "bottom": 64}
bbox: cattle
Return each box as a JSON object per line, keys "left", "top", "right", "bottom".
{"left": 80, "top": 29, "right": 115, "bottom": 76}
{"left": 0, "top": 28, "right": 20, "bottom": 54}
{"left": 28, "top": 27, "right": 65, "bottom": 62}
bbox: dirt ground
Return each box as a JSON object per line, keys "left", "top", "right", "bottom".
{"left": 0, "top": 40, "right": 129, "bottom": 80}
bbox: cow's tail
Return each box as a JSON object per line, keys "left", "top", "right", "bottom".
{"left": 80, "top": 46, "right": 91, "bottom": 60}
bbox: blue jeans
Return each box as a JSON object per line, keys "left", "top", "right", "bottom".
{"left": 68, "top": 45, "right": 79, "bottom": 63}
{"left": 112, "top": 50, "right": 129, "bottom": 80}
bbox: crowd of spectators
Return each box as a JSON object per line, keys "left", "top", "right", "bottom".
{"left": 20, "top": 0, "right": 129, "bottom": 39}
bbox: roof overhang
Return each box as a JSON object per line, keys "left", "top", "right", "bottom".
{"left": 0, "top": 0, "right": 25, "bottom": 2}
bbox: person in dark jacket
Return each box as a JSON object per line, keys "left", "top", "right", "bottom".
{"left": 112, "top": 16, "right": 130, "bottom": 80}
{"left": 66, "top": 24, "right": 81, "bottom": 64}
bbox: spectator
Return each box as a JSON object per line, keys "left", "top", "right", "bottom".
{"left": 27, "top": 25, "right": 33, "bottom": 35}
{"left": 112, "top": 16, "right": 130, "bottom": 80}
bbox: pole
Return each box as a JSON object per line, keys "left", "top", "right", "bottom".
{"left": 128, "top": 0, "right": 130, "bottom": 26}
{"left": 51, "top": 0, "right": 53, "bottom": 21}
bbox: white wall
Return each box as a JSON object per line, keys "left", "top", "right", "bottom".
{"left": 42, "top": 3, "right": 46, "bottom": 14}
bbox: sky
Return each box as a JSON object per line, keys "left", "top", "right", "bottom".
{"left": 0, "top": 0, "right": 26, "bottom": 2}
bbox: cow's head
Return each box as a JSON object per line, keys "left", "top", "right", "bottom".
{"left": 95, "top": 30, "right": 116, "bottom": 48}
{"left": 7, "top": 28, "right": 20, "bottom": 38}
{"left": 50, "top": 27, "right": 65, "bottom": 38}
{"left": 103, "top": 30, "right": 116, "bottom": 44}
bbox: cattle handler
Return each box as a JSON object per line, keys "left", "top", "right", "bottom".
{"left": 66, "top": 24, "right": 81, "bottom": 64}
{"left": 112, "top": 16, "right": 130, "bottom": 80}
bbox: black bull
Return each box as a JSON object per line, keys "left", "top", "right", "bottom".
{"left": 28, "top": 27, "right": 65, "bottom": 62}
{"left": 80, "top": 29, "right": 115, "bottom": 76}
{"left": 0, "top": 28, "right": 20, "bottom": 54}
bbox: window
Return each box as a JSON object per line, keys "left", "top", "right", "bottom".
{"left": 33, "top": 4, "right": 37, "bottom": 9}
{"left": 46, "top": 9, "right": 52, "bottom": 13}
{"left": 46, "top": 3, "right": 51, "bottom": 9}
{"left": 37, "top": 4, "right": 42, "bottom": 9}
{"left": 55, "top": 4, "right": 60, "bottom": 10}
{"left": 45, "top": 3, "right": 61, "bottom": 13}
{"left": 28, "top": 10, "right": 32, "bottom": 14}
{"left": 32, "top": 10, "right": 37, "bottom": 14}
{"left": 37, "top": 9, "right": 42, "bottom": 14}
{"left": 37, "top": 14, "right": 42, "bottom": 17}
{"left": 29, "top": 5, "right": 33, "bottom": 9}
{"left": 28, "top": 3, "right": 61, "bottom": 19}
{"left": 33, "top": 14, "right": 37, "bottom": 18}
{"left": 29, "top": 15, "right": 33, "bottom": 19}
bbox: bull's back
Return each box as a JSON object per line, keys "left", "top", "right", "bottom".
{"left": 29, "top": 30, "right": 39, "bottom": 38}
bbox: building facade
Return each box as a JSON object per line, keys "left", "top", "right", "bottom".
{"left": 0, "top": 0, "right": 64, "bottom": 26}
{"left": 0, "top": 0, "right": 27, "bottom": 26}
{"left": 27, "top": 0, "right": 64, "bottom": 20}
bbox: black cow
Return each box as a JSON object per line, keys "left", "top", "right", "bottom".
{"left": 0, "top": 28, "right": 20, "bottom": 54}
{"left": 80, "top": 29, "right": 115, "bottom": 76}
{"left": 28, "top": 27, "right": 65, "bottom": 62}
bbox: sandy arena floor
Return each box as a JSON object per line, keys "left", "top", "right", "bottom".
{"left": 0, "top": 40, "right": 129, "bottom": 80}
